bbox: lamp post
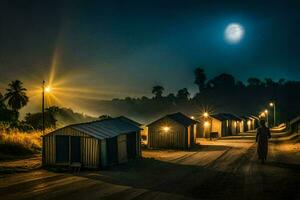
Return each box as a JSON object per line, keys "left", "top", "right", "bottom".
{"left": 264, "top": 109, "right": 269, "bottom": 127}
{"left": 203, "top": 112, "right": 210, "bottom": 138}
{"left": 42, "top": 81, "right": 51, "bottom": 135}
{"left": 42, "top": 80, "right": 45, "bottom": 135}
{"left": 269, "top": 102, "right": 276, "bottom": 127}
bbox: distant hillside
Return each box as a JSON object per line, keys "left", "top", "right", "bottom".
{"left": 52, "top": 107, "right": 97, "bottom": 127}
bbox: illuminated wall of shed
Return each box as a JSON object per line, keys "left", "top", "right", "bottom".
{"left": 148, "top": 118, "right": 188, "bottom": 150}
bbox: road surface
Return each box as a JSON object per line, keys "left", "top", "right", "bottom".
{"left": 0, "top": 136, "right": 299, "bottom": 200}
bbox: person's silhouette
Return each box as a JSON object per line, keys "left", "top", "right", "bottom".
{"left": 256, "top": 119, "right": 271, "bottom": 164}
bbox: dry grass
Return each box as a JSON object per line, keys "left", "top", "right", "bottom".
{"left": 0, "top": 127, "right": 48, "bottom": 160}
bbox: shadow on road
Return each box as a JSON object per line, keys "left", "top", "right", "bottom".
{"left": 265, "top": 161, "right": 300, "bottom": 171}
{"left": 77, "top": 157, "right": 244, "bottom": 199}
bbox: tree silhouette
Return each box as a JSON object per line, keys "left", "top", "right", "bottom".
{"left": 194, "top": 68, "right": 206, "bottom": 93}
{"left": 0, "top": 92, "right": 6, "bottom": 110}
{"left": 209, "top": 73, "right": 235, "bottom": 89}
{"left": 176, "top": 88, "right": 190, "bottom": 103}
{"left": 152, "top": 85, "right": 164, "bottom": 99}
{"left": 4, "top": 80, "right": 29, "bottom": 117}
{"left": 247, "top": 78, "right": 264, "bottom": 88}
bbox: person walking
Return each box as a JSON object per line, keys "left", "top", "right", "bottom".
{"left": 256, "top": 119, "right": 271, "bottom": 164}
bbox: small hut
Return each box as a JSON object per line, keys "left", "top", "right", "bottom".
{"left": 42, "top": 116, "right": 142, "bottom": 169}
{"left": 290, "top": 116, "right": 300, "bottom": 134}
{"left": 207, "top": 114, "right": 229, "bottom": 137}
{"left": 147, "top": 112, "right": 198, "bottom": 150}
{"left": 203, "top": 113, "right": 242, "bottom": 138}
{"left": 222, "top": 113, "right": 242, "bottom": 135}
{"left": 249, "top": 115, "right": 260, "bottom": 129}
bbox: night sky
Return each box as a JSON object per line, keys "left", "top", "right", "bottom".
{"left": 0, "top": 0, "right": 300, "bottom": 114}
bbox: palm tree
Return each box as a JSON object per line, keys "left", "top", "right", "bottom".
{"left": 0, "top": 92, "right": 6, "bottom": 110}
{"left": 176, "top": 88, "right": 190, "bottom": 103}
{"left": 152, "top": 85, "right": 164, "bottom": 99}
{"left": 4, "top": 80, "right": 29, "bottom": 114}
{"left": 194, "top": 67, "right": 206, "bottom": 93}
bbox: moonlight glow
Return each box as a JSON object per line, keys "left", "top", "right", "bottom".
{"left": 225, "top": 23, "right": 244, "bottom": 44}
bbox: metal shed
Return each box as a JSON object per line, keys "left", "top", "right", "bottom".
{"left": 147, "top": 112, "right": 198, "bottom": 150}
{"left": 290, "top": 116, "right": 300, "bottom": 134}
{"left": 42, "top": 116, "right": 142, "bottom": 169}
{"left": 202, "top": 113, "right": 242, "bottom": 138}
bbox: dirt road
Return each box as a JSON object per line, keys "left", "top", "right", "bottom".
{"left": 0, "top": 138, "right": 299, "bottom": 200}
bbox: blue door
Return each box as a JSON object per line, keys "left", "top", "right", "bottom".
{"left": 56, "top": 136, "right": 69, "bottom": 163}
{"left": 71, "top": 136, "right": 81, "bottom": 163}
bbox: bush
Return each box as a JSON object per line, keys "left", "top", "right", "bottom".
{"left": 0, "top": 128, "right": 42, "bottom": 158}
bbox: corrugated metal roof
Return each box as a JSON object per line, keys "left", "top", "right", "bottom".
{"left": 46, "top": 117, "right": 141, "bottom": 140}
{"left": 248, "top": 115, "right": 259, "bottom": 120}
{"left": 223, "top": 113, "right": 242, "bottom": 121}
{"left": 167, "top": 112, "right": 198, "bottom": 126}
{"left": 290, "top": 116, "right": 300, "bottom": 125}
{"left": 211, "top": 113, "right": 228, "bottom": 121}
{"left": 211, "top": 113, "right": 242, "bottom": 121}
{"left": 148, "top": 112, "right": 197, "bottom": 127}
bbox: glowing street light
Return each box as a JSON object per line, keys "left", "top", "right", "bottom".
{"left": 264, "top": 109, "right": 269, "bottom": 126}
{"left": 45, "top": 86, "right": 51, "bottom": 93}
{"left": 42, "top": 81, "right": 52, "bottom": 135}
{"left": 190, "top": 116, "right": 195, "bottom": 119}
{"left": 269, "top": 102, "right": 276, "bottom": 126}
{"left": 42, "top": 81, "right": 45, "bottom": 135}
{"left": 203, "top": 112, "right": 209, "bottom": 118}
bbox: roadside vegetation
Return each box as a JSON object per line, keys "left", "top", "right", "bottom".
{"left": 0, "top": 127, "right": 42, "bottom": 160}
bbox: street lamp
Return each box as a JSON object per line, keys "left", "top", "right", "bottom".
{"left": 203, "top": 112, "right": 209, "bottom": 118}
{"left": 269, "top": 102, "right": 276, "bottom": 127}
{"left": 202, "top": 112, "right": 210, "bottom": 138}
{"left": 264, "top": 109, "right": 269, "bottom": 126}
{"left": 42, "top": 80, "right": 51, "bottom": 135}
{"left": 42, "top": 81, "right": 45, "bottom": 135}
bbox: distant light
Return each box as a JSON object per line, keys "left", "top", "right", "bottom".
{"left": 269, "top": 103, "right": 274, "bottom": 107}
{"left": 162, "top": 126, "right": 170, "bottom": 132}
{"left": 45, "top": 86, "right": 51, "bottom": 93}
{"left": 203, "top": 112, "right": 209, "bottom": 118}
{"left": 225, "top": 23, "right": 244, "bottom": 44}
{"left": 204, "top": 121, "right": 210, "bottom": 127}
{"left": 190, "top": 116, "right": 195, "bottom": 119}
{"left": 264, "top": 109, "right": 268, "bottom": 114}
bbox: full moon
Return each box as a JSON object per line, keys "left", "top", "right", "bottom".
{"left": 225, "top": 23, "right": 244, "bottom": 44}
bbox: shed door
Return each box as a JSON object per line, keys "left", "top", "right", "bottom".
{"left": 127, "top": 133, "right": 137, "bottom": 159}
{"left": 118, "top": 135, "right": 127, "bottom": 163}
{"left": 106, "top": 137, "right": 118, "bottom": 165}
{"left": 56, "top": 136, "right": 69, "bottom": 163}
{"left": 71, "top": 136, "right": 81, "bottom": 163}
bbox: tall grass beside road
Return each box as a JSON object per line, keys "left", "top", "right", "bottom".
{"left": 0, "top": 126, "right": 44, "bottom": 160}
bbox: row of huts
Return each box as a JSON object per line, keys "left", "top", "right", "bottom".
{"left": 201, "top": 113, "right": 259, "bottom": 138}
{"left": 144, "top": 112, "right": 259, "bottom": 149}
{"left": 42, "top": 112, "right": 259, "bottom": 169}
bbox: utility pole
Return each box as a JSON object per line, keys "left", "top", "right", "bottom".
{"left": 269, "top": 102, "right": 276, "bottom": 127}
{"left": 42, "top": 80, "right": 45, "bottom": 135}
